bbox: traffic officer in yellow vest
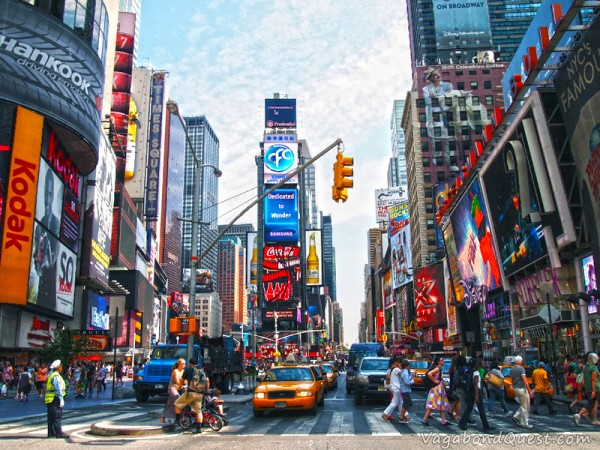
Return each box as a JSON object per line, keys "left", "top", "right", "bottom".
{"left": 45, "top": 359, "right": 69, "bottom": 438}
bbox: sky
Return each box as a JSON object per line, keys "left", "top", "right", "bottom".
{"left": 137, "top": 0, "right": 413, "bottom": 345}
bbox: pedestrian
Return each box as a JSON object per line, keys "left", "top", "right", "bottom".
{"left": 161, "top": 358, "right": 185, "bottom": 424}
{"left": 458, "top": 358, "right": 494, "bottom": 432}
{"left": 72, "top": 362, "right": 84, "bottom": 398}
{"left": 510, "top": 355, "right": 534, "bottom": 429}
{"left": 115, "top": 362, "right": 124, "bottom": 387}
{"left": 487, "top": 363, "right": 512, "bottom": 417}
{"left": 447, "top": 356, "right": 460, "bottom": 420}
{"left": 532, "top": 362, "right": 557, "bottom": 415}
{"left": 568, "top": 363, "right": 583, "bottom": 414}
{"left": 17, "top": 366, "right": 32, "bottom": 401}
{"left": 94, "top": 362, "right": 105, "bottom": 398}
{"left": 45, "top": 360, "right": 68, "bottom": 439}
{"left": 422, "top": 356, "right": 452, "bottom": 426}
{"left": 174, "top": 358, "right": 209, "bottom": 434}
{"left": 450, "top": 355, "right": 469, "bottom": 421}
{"left": 573, "top": 352, "right": 600, "bottom": 426}
{"left": 399, "top": 358, "right": 414, "bottom": 422}
{"left": 382, "top": 356, "right": 402, "bottom": 422}
{"left": 35, "top": 363, "right": 48, "bottom": 397}
{"left": 83, "top": 361, "right": 94, "bottom": 397}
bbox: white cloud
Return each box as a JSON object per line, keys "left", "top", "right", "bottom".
{"left": 138, "top": 0, "right": 412, "bottom": 344}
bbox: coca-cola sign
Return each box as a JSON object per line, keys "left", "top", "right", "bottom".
{"left": 263, "top": 245, "right": 300, "bottom": 302}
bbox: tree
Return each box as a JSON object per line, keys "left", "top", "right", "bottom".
{"left": 40, "top": 329, "right": 91, "bottom": 368}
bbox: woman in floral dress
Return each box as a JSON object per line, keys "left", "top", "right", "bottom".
{"left": 422, "top": 356, "right": 452, "bottom": 426}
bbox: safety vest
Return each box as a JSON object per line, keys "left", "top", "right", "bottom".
{"left": 45, "top": 371, "right": 66, "bottom": 404}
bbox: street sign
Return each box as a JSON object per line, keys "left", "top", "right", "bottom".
{"left": 415, "top": 330, "right": 423, "bottom": 338}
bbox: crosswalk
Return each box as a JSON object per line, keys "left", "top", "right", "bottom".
{"left": 0, "top": 405, "right": 595, "bottom": 439}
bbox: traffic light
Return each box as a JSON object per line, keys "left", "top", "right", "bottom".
{"left": 332, "top": 150, "right": 353, "bottom": 202}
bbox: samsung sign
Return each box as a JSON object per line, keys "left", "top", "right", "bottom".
{"left": 265, "top": 98, "right": 297, "bottom": 128}
{"left": 0, "top": 0, "right": 104, "bottom": 168}
{"left": 264, "top": 188, "right": 299, "bottom": 243}
{"left": 264, "top": 141, "right": 298, "bottom": 184}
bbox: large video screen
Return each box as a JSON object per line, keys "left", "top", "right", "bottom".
{"left": 414, "top": 262, "right": 447, "bottom": 329}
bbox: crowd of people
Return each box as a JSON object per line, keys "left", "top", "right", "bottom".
{"left": 380, "top": 352, "right": 600, "bottom": 431}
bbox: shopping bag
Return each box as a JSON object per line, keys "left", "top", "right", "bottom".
{"left": 488, "top": 372, "right": 503, "bottom": 389}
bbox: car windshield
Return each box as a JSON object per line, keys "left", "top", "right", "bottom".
{"left": 442, "top": 361, "right": 451, "bottom": 374}
{"left": 150, "top": 347, "right": 187, "bottom": 360}
{"left": 409, "top": 361, "right": 429, "bottom": 369}
{"left": 321, "top": 365, "right": 332, "bottom": 373}
{"left": 266, "top": 368, "right": 314, "bottom": 381}
{"left": 349, "top": 351, "right": 378, "bottom": 367}
{"left": 361, "top": 359, "right": 389, "bottom": 371}
{"left": 501, "top": 367, "right": 511, "bottom": 377}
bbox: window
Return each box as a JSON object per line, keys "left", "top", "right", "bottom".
{"left": 457, "top": 81, "right": 465, "bottom": 90}
{"left": 434, "top": 127, "right": 442, "bottom": 137}
{"left": 456, "top": 71, "right": 463, "bottom": 76}
{"left": 462, "top": 140, "right": 472, "bottom": 150}
{"left": 434, "top": 141, "right": 443, "bottom": 152}
{"left": 427, "top": 219, "right": 435, "bottom": 230}
{"left": 469, "top": 70, "right": 477, "bottom": 75}
{"left": 419, "top": 112, "right": 427, "bottom": 123}
{"left": 460, "top": 111, "right": 468, "bottom": 121}
{"left": 473, "top": 110, "right": 481, "bottom": 121}
{"left": 437, "top": 171, "right": 445, "bottom": 182}
{"left": 435, "top": 157, "right": 444, "bottom": 167}
{"left": 433, "top": 112, "right": 441, "bottom": 122}
{"left": 416, "top": 98, "right": 426, "bottom": 108}
{"left": 421, "top": 141, "right": 429, "bottom": 152}
{"left": 420, "top": 127, "right": 428, "bottom": 137}
{"left": 484, "top": 80, "right": 492, "bottom": 89}
{"left": 450, "top": 155, "right": 458, "bottom": 165}
{"left": 448, "top": 140, "right": 456, "bottom": 150}
{"left": 424, "top": 172, "right": 432, "bottom": 183}
{"left": 428, "top": 238, "right": 436, "bottom": 246}
{"left": 423, "top": 157, "right": 430, "bottom": 167}
{"left": 461, "top": 126, "right": 470, "bottom": 136}
{"left": 485, "top": 95, "right": 494, "bottom": 105}
{"left": 472, "top": 96, "right": 480, "bottom": 106}
{"left": 470, "top": 81, "right": 478, "bottom": 89}
{"left": 431, "top": 98, "right": 440, "bottom": 107}
{"left": 424, "top": 188, "right": 433, "bottom": 198}
{"left": 458, "top": 97, "right": 466, "bottom": 107}
{"left": 426, "top": 203, "right": 434, "bottom": 213}
{"left": 446, "top": 111, "right": 454, "bottom": 122}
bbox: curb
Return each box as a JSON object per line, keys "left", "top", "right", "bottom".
{"left": 90, "top": 420, "right": 175, "bottom": 436}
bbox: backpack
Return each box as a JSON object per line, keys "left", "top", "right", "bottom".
{"left": 458, "top": 366, "right": 474, "bottom": 392}
{"left": 423, "top": 367, "right": 435, "bottom": 391}
{"left": 188, "top": 367, "right": 207, "bottom": 393}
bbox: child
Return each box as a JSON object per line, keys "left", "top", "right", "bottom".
{"left": 399, "top": 359, "right": 415, "bottom": 421}
{"left": 207, "top": 389, "right": 224, "bottom": 415}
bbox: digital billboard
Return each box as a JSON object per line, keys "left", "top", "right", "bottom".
{"left": 264, "top": 188, "right": 298, "bottom": 243}
{"left": 443, "top": 220, "right": 465, "bottom": 304}
{"left": 247, "top": 232, "right": 258, "bottom": 288}
{"left": 264, "top": 139, "right": 298, "bottom": 184}
{"left": 86, "top": 290, "right": 110, "bottom": 331}
{"left": 305, "top": 230, "right": 322, "bottom": 286}
{"left": 444, "top": 259, "right": 459, "bottom": 336}
{"left": 383, "top": 269, "right": 394, "bottom": 310}
{"left": 263, "top": 245, "right": 300, "bottom": 302}
{"left": 414, "top": 262, "right": 447, "bottom": 329}
{"left": 265, "top": 98, "right": 296, "bottom": 128}
{"left": 431, "top": 0, "right": 492, "bottom": 51}
{"left": 388, "top": 201, "right": 412, "bottom": 289}
{"left": 447, "top": 178, "right": 502, "bottom": 300}
{"left": 582, "top": 255, "right": 599, "bottom": 315}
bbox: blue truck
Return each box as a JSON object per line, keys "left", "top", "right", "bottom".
{"left": 133, "top": 336, "right": 244, "bottom": 402}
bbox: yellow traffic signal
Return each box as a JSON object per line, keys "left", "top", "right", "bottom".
{"left": 332, "top": 150, "right": 353, "bottom": 203}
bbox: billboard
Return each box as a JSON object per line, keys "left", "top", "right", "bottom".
{"left": 247, "top": 232, "right": 258, "bottom": 287}
{"left": 0, "top": 0, "right": 104, "bottom": 170}
{"left": 447, "top": 178, "right": 502, "bottom": 306}
{"left": 264, "top": 188, "right": 299, "bottom": 243}
{"left": 263, "top": 245, "right": 301, "bottom": 302}
{"left": 264, "top": 141, "right": 299, "bottom": 184}
{"left": 432, "top": 0, "right": 492, "bottom": 51}
{"left": 414, "top": 262, "right": 448, "bottom": 329}
{"left": 383, "top": 269, "right": 394, "bottom": 310}
{"left": 444, "top": 259, "right": 459, "bottom": 336}
{"left": 443, "top": 221, "right": 465, "bottom": 304}
{"left": 305, "top": 230, "right": 322, "bottom": 286}
{"left": 86, "top": 290, "right": 110, "bottom": 331}
{"left": 375, "top": 186, "right": 406, "bottom": 223}
{"left": 582, "top": 255, "right": 599, "bottom": 315}
{"left": 433, "top": 181, "right": 451, "bottom": 250}
{"left": 80, "top": 134, "right": 116, "bottom": 284}
{"left": 265, "top": 98, "right": 296, "bottom": 128}
{"left": 388, "top": 201, "right": 412, "bottom": 289}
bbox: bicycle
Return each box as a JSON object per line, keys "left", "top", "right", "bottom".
{"left": 179, "top": 397, "right": 224, "bottom": 431}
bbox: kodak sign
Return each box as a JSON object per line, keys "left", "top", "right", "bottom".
{"left": 0, "top": 107, "right": 43, "bottom": 304}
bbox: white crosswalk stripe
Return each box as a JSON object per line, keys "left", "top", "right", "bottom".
{"left": 281, "top": 415, "right": 319, "bottom": 435}
{"left": 326, "top": 411, "right": 353, "bottom": 435}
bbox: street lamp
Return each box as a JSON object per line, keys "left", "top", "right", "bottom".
{"left": 166, "top": 99, "right": 222, "bottom": 362}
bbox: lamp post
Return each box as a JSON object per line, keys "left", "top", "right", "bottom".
{"left": 166, "top": 99, "right": 222, "bottom": 363}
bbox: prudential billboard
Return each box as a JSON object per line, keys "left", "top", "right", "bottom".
{"left": 432, "top": 0, "right": 492, "bottom": 51}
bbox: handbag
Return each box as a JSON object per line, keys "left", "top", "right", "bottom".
{"left": 488, "top": 372, "right": 503, "bottom": 389}
{"left": 576, "top": 372, "right": 584, "bottom": 386}
{"left": 566, "top": 383, "right": 574, "bottom": 394}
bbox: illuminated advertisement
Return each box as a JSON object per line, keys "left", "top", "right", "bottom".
{"left": 265, "top": 98, "right": 296, "bottom": 128}
{"left": 388, "top": 201, "right": 412, "bottom": 289}
{"left": 80, "top": 134, "right": 116, "bottom": 285}
{"left": 247, "top": 232, "right": 258, "bottom": 288}
{"left": 414, "top": 262, "right": 447, "bottom": 328}
{"left": 554, "top": 16, "right": 600, "bottom": 256}
{"left": 307, "top": 293, "right": 323, "bottom": 329}
{"left": 145, "top": 72, "right": 166, "bottom": 218}
{"left": 111, "top": 12, "right": 136, "bottom": 182}
{"left": 383, "top": 269, "right": 394, "bottom": 310}
{"left": 0, "top": 0, "right": 105, "bottom": 167}
{"left": 264, "top": 140, "right": 299, "bottom": 184}
{"left": 434, "top": 181, "right": 451, "bottom": 249}
{"left": 27, "top": 153, "right": 77, "bottom": 316}
{"left": 481, "top": 139, "right": 547, "bottom": 277}
{"left": 447, "top": 178, "right": 502, "bottom": 305}
{"left": 86, "top": 290, "right": 110, "bottom": 331}
{"left": 443, "top": 214, "right": 465, "bottom": 304}
{"left": 444, "top": 259, "right": 459, "bottom": 336}
{"left": 264, "top": 188, "right": 298, "bottom": 243}
{"left": 263, "top": 245, "right": 300, "bottom": 302}
{"left": 432, "top": 0, "right": 492, "bottom": 51}
{"left": 375, "top": 186, "right": 406, "bottom": 223}
{"left": 582, "top": 255, "right": 599, "bottom": 315}
{"left": 305, "top": 230, "right": 322, "bottom": 286}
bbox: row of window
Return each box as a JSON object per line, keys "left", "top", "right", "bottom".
{"left": 416, "top": 94, "right": 495, "bottom": 109}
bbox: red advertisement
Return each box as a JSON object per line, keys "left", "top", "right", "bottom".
{"left": 262, "top": 245, "right": 300, "bottom": 302}
{"left": 414, "top": 262, "right": 447, "bottom": 329}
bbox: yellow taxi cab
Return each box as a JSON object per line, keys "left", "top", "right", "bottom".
{"left": 320, "top": 363, "right": 338, "bottom": 390}
{"left": 409, "top": 359, "right": 431, "bottom": 388}
{"left": 499, "top": 364, "right": 555, "bottom": 400}
{"left": 253, "top": 363, "right": 326, "bottom": 416}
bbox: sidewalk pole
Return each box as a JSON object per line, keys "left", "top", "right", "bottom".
{"left": 112, "top": 307, "right": 118, "bottom": 401}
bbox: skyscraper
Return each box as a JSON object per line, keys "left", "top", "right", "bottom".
{"left": 321, "top": 214, "right": 336, "bottom": 302}
{"left": 181, "top": 115, "right": 220, "bottom": 291}
{"left": 217, "top": 237, "right": 247, "bottom": 332}
{"left": 389, "top": 100, "right": 408, "bottom": 189}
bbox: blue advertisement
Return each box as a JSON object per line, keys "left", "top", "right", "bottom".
{"left": 265, "top": 98, "right": 297, "bottom": 128}
{"left": 87, "top": 290, "right": 110, "bottom": 330}
{"left": 432, "top": 0, "right": 492, "bottom": 51}
{"left": 263, "top": 141, "right": 299, "bottom": 184}
{"left": 264, "top": 188, "right": 298, "bottom": 243}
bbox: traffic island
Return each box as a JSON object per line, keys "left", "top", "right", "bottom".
{"left": 90, "top": 420, "right": 176, "bottom": 436}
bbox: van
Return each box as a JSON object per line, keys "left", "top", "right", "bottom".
{"left": 345, "top": 342, "right": 385, "bottom": 394}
